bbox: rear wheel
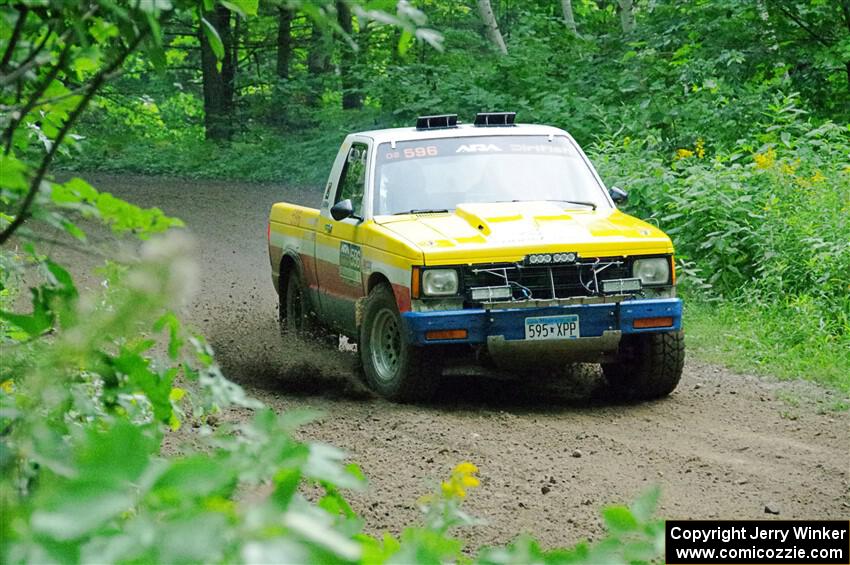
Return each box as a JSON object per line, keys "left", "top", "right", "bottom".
{"left": 279, "top": 268, "right": 317, "bottom": 337}
{"left": 359, "top": 285, "right": 439, "bottom": 402}
{"left": 602, "top": 330, "right": 685, "bottom": 400}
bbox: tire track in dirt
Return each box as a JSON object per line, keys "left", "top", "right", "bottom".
{"left": 55, "top": 172, "right": 850, "bottom": 550}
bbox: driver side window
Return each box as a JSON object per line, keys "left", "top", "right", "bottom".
{"left": 335, "top": 143, "right": 368, "bottom": 218}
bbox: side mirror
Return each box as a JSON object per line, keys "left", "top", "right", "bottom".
{"left": 330, "top": 199, "right": 355, "bottom": 221}
{"left": 609, "top": 186, "right": 628, "bottom": 205}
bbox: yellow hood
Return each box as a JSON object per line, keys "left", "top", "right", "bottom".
{"left": 374, "top": 201, "right": 673, "bottom": 265}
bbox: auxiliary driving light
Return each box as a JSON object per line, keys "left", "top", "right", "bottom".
{"left": 601, "top": 278, "right": 642, "bottom": 294}
{"left": 526, "top": 252, "right": 577, "bottom": 265}
{"left": 470, "top": 286, "right": 512, "bottom": 301}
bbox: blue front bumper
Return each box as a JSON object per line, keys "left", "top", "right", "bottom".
{"left": 401, "top": 298, "right": 682, "bottom": 346}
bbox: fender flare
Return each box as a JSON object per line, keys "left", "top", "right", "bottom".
{"left": 278, "top": 251, "right": 318, "bottom": 313}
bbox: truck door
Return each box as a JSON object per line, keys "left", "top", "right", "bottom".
{"left": 315, "top": 140, "right": 370, "bottom": 334}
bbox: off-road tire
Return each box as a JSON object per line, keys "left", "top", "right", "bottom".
{"left": 279, "top": 268, "right": 319, "bottom": 338}
{"left": 602, "top": 330, "right": 685, "bottom": 400}
{"left": 359, "top": 284, "right": 440, "bottom": 402}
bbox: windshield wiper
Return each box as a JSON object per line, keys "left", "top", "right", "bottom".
{"left": 497, "top": 199, "right": 598, "bottom": 210}
{"left": 393, "top": 208, "right": 450, "bottom": 215}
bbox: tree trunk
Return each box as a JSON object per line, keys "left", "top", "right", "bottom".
{"left": 307, "top": 18, "right": 332, "bottom": 105}
{"left": 618, "top": 0, "right": 635, "bottom": 34}
{"left": 842, "top": 0, "right": 850, "bottom": 90}
{"left": 756, "top": 0, "right": 789, "bottom": 80}
{"left": 276, "top": 7, "right": 293, "bottom": 79}
{"left": 199, "top": 6, "right": 235, "bottom": 140}
{"left": 561, "top": 0, "right": 578, "bottom": 36}
{"left": 337, "top": 1, "right": 363, "bottom": 109}
{"left": 476, "top": 0, "right": 507, "bottom": 55}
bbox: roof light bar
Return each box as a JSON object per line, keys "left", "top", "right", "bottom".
{"left": 415, "top": 114, "right": 458, "bottom": 130}
{"left": 473, "top": 112, "right": 516, "bottom": 127}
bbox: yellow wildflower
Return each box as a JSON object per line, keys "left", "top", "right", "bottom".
{"left": 439, "top": 461, "right": 480, "bottom": 500}
{"left": 441, "top": 481, "right": 466, "bottom": 498}
{"left": 754, "top": 148, "right": 776, "bottom": 169}
{"left": 0, "top": 379, "right": 13, "bottom": 394}
{"left": 811, "top": 170, "right": 826, "bottom": 183}
{"left": 675, "top": 148, "right": 694, "bottom": 159}
{"left": 780, "top": 162, "right": 796, "bottom": 176}
{"left": 695, "top": 138, "right": 705, "bottom": 158}
{"left": 454, "top": 462, "right": 478, "bottom": 475}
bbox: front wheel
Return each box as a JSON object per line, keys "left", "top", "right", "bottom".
{"left": 602, "top": 330, "right": 685, "bottom": 400}
{"left": 359, "top": 285, "right": 439, "bottom": 402}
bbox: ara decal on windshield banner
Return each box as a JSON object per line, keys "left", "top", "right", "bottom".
{"left": 339, "top": 242, "right": 362, "bottom": 286}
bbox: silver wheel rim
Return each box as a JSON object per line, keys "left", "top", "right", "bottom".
{"left": 370, "top": 308, "right": 402, "bottom": 383}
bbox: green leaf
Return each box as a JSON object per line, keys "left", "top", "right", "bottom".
{"left": 271, "top": 468, "right": 301, "bottom": 509}
{"left": 152, "top": 455, "right": 236, "bottom": 499}
{"left": 154, "top": 311, "right": 183, "bottom": 359}
{"left": 201, "top": 17, "right": 224, "bottom": 59}
{"left": 0, "top": 288, "right": 53, "bottom": 336}
{"left": 304, "top": 443, "right": 365, "bottom": 490}
{"left": 397, "top": 29, "right": 413, "bottom": 56}
{"left": 630, "top": 485, "right": 660, "bottom": 522}
{"left": 155, "top": 513, "right": 230, "bottom": 563}
{"left": 220, "top": 0, "right": 258, "bottom": 18}
{"left": 602, "top": 505, "right": 638, "bottom": 533}
{"left": 0, "top": 154, "right": 28, "bottom": 194}
{"left": 31, "top": 483, "right": 136, "bottom": 541}
{"left": 31, "top": 422, "right": 156, "bottom": 541}
{"left": 138, "top": 0, "right": 173, "bottom": 13}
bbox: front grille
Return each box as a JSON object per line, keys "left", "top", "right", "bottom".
{"left": 462, "top": 258, "right": 630, "bottom": 301}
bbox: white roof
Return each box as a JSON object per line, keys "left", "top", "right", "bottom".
{"left": 355, "top": 123, "right": 570, "bottom": 144}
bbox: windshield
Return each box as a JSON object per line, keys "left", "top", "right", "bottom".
{"left": 372, "top": 135, "right": 608, "bottom": 216}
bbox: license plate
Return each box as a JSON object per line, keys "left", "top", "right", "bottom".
{"left": 524, "top": 315, "right": 580, "bottom": 340}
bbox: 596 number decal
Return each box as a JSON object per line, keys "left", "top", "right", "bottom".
{"left": 385, "top": 145, "right": 439, "bottom": 160}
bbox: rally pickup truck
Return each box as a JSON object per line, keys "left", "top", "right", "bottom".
{"left": 268, "top": 112, "right": 684, "bottom": 401}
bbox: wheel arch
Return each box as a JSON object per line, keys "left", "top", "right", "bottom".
{"left": 279, "top": 251, "right": 320, "bottom": 311}
{"left": 356, "top": 272, "right": 398, "bottom": 331}
{"left": 278, "top": 252, "right": 300, "bottom": 297}
{"left": 366, "top": 272, "right": 392, "bottom": 293}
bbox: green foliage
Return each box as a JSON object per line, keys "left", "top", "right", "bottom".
{"left": 684, "top": 299, "right": 850, "bottom": 395}
{"left": 595, "top": 101, "right": 849, "bottom": 336}
{"left": 590, "top": 95, "right": 848, "bottom": 390}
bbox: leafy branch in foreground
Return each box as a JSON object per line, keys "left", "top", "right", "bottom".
{"left": 0, "top": 0, "right": 160, "bottom": 245}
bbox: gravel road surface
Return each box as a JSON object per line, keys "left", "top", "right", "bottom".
{"left": 52, "top": 173, "right": 850, "bottom": 550}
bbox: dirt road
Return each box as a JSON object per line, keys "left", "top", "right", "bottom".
{"left": 57, "top": 173, "right": 849, "bottom": 549}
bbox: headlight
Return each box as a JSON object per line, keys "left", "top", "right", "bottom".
{"left": 422, "top": 269, "right": 459, "bottom": 296}
{"left": 632, "top": 257, "right": 670, "bottom": 286}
